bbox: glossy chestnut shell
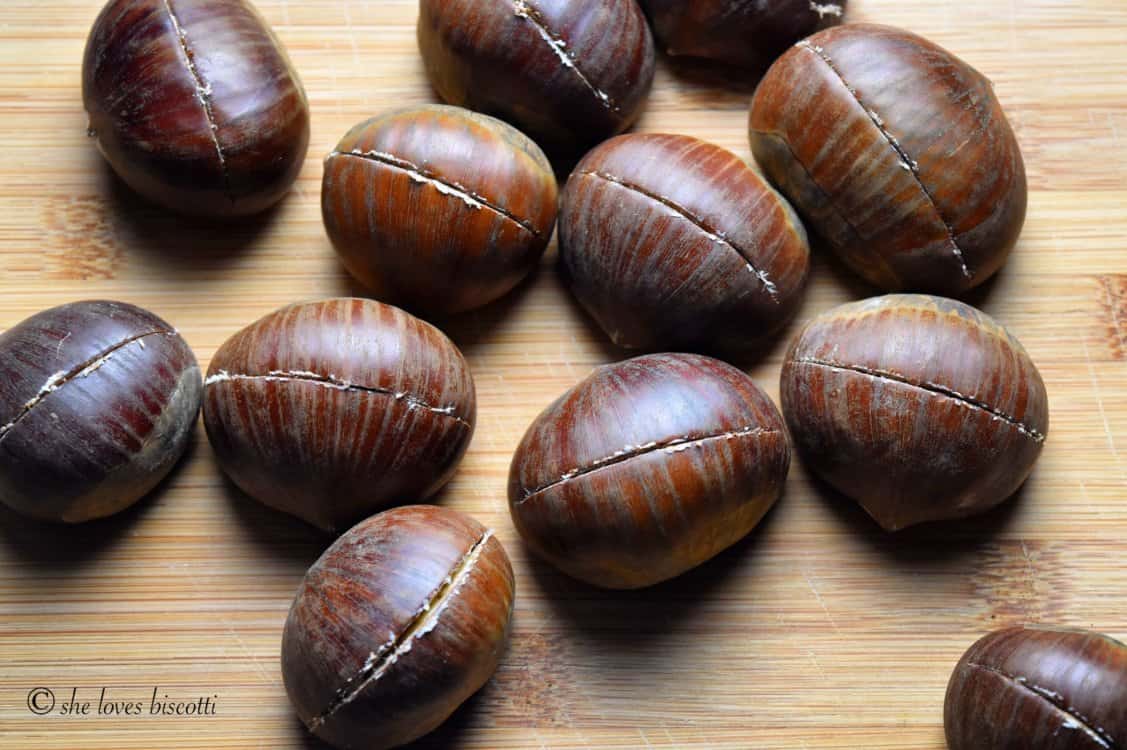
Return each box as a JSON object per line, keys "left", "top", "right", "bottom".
{"left": 509, "top": 352, "right": 789, "bottom": 589}
{"left": 202, "top": 298, "right": 475, "bottom": 531}
{"left": 82, "top": 0, "right": 310, "bottom": 217}
{"left": 945, "top": 626, "right": 1127, "bottom": 749}
{"left": 750, "top": 24, "right": 1026, "bottom": 295}
{"left": 0, "top": 300, "right": 201, "bottom": 522}
{"left": 322, "top": 105, "right": 558, "bottom": 316}
{"left": 780, "top": 294, "right": 1048, "bottom": 531}
{"left": 559, "top": 133, "right": 810, "bottom": 354}
{"left": 283, "top": 505, "right": 515, "bottom": 750}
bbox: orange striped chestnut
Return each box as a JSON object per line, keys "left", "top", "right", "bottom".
{"left": 202, "top": 299, "right": 475, "bottom": 532}
{"left": 559, "top": 133, "right": 810, "bottom": 355}
{"left": 780, "top": 295, "right": 1048, "bottom": 531}
{"left": 509, "top": 353, "right": 789, "bottom": 589}
{"left": 283, "top": 505, "right": 514, "bottom": 750}
{"left": 750, "top": 24, "right": 1027, "bottom": 295}
{"left": 322, "top": 106, "right": 558, "bottom": 316}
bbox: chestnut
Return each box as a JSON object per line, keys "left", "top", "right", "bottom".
{"left": 322, "top": 105, "right": 559, "bottom": 316}
{"left": 202, "top": 298, "right": 475, "bottom": 532}
{"left": 509, "top": 352, "right": 789, "bottom": 589}
{"left": 0, "top": 300, "right": 201, "bottom": 522}
{"left": 749, "top": 24, "right": 1026, "bottom": 295}
{"left": 945, "top": 626, "right": 1127, "bottom": 749}
{"left": 283, "top": 505, "right": 515, "bottom": 750}
{"left": 417, "top": 0, "right": 656, "bottom": 159}
{"left": 780, "top": 294, "right": 1048, "bottom": 531}
{"left": 83, "top": 0, "right": 310, "bottom": 217}
{"left": 559, "top": 133, "right": 810, "bottom": 354}
{"left": 640, "top": 0, "right": 845, "bottom": 69}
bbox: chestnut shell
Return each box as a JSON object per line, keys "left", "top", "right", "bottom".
{"left": 750, "top": 24, "right": 1026, "bottom": 295}
{"left": 283, "top": 505, "right": 515, "bottom": 750}
{"left": 509, "top": 352, "right": 789, "bottom": 589}
{"left": 202, "top": 298, "right": 476, "bottom": 531}
{"left": 0, "top": 300, "right": 201, "bottom": 522}
{"left": 945, "top": 626, "right": 1127, "bottom": 749}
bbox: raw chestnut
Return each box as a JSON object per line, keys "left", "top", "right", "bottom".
{"left": 283, "top": 505, "right": 515, "bottom": 750}
{"left": 780, "top": 294, "right": 1048, "bottom": 531}
{"left": 641, "top": 0, "right": 845, "bottom": 69}
{"left": 509, "top": 352, "right": 789, "bottom": 589}
{"left": 322, "top": 105, "right": 559, "bottom": 316}
{"left": 202, "top": 298, "right": 475, "bottom": 531}
{"left": 418, "top": 0, "right": 656, "bottom": 158}
{"left": 750, "top": 23, "right": 1026, "bottom": 295}
{"left": 559, "top": 133, "right": 810, "bottom": 354}
{"left": 83, "top": 0, "right": 310, "bottom": 217}
{"left": 0, "top": 301, "right": 201, "bottom": 522}
{"left": 945, "top": 626, "right": 1127, "bottom": 749}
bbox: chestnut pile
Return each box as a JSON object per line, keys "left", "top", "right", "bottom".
{"left": 0, "top": 0, "right": 1118, "bottom": 748}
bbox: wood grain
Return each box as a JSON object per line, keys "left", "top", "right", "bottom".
{"left": 1, "top": 1, "right": 1126, "bottom": 748}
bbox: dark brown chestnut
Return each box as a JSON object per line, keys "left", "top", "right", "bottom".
{"left": 559, "top": 133, "right": 810, "bottom": 354}
{"left": 322, "top": 105, "right": 559, "bottom": 316}
{"left": 641, "top": 0, "right": 845, "bottom": 69}
{"left": 202, "top": 298, "right": 475, "bottom": 532}
{"left": 418, "top": 0, "right": 656, "bottom": 159}
{"left": 0, "top": 300, "right": 201, "bottom": 522}
{"left": 509, "top": 352, "right": 789, "bottom": 589}
{"left": 83, "top": 0, "right": 310, "bottom": 217}
{"left": 750, "top": 23, "right": 1026, "bottom": 295}
{"left": 780, "top": 294, "right": 1048, "bottom": 531}
{"left": 283, "top": 505, "right": 515, "bottom": 750}
{"left": 945, "top": 626, "right": 1127, "bottom": 749}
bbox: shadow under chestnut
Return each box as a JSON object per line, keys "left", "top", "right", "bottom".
{"left": 220, "top": 473, "right": 332, "bottom": 565}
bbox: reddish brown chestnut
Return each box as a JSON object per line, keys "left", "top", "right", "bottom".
{"left": 559, "top": 133, "right": 810, "bottom": 354}
{"left": 0, "top": 301, "right": 201, "bottom": 522}
{"left": 509, "top": 353, "right": 789, "bottom": 589}
{"left": 780, "top": 294, "right": 1048, "bottom": 531}
{"left": 750, "top": 24, "right": 1027, "bottom": 295}
{"left": 83, "top": 0, "right": 310, "bottom": 217}
{"left": 283, "top": 505, "right": 515, "bottom": 750}
{"left": 418, "top": 0, "right": 656, "bottom": 158}
{"left": 322, "top": 105, "right": 559, "bottom": 316}
{"left": 202, "top": 299, "right": 475, "bottom": 531}
{"left": 945, "top": 626, "right": 1127, "bottom": 749}
{"left": 641, "top": 0, "right": 845, "bottom": 69}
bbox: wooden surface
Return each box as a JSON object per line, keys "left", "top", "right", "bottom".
{"left": 1, "top": 1, "right": 1126, "bottom": 748}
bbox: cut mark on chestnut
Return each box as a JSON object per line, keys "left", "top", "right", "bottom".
{"left": 575, "top": 170, "right": 782, "bottom": 300}
{"left": 161, "top": 0, "right": 230, "bottom": 201}
{"left": 308, "top": 529, "right": 495, "bottom": 730}
{"left": 510, "top": 0, "right": 618, "bottom": 113}
{"left": 515, "top": 424, "right": 781, "bottom": 504}
{"left": 0, "top": 328, "right": 176, "bottom": 441}
{"left": 204, "top": 369, "right": 472, "bottom": 426}
{"left": 792, "top": 357, "right": 1046, "bottom": 442}
{"left": 966, "top": 661, "right": 1117, "bottom": 749}
{"left": 795, "top": 39, "right": 972, "bottom": 280}
{"left": 809, "top": 2, "right": 844, "bottom": 18}
{"left": 328, "top": 149, "right": 544, "bottom": 237}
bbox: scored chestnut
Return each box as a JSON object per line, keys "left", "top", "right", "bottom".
{"left": 640, "top": 0, "right": 845, "bottom": 69}
{"left": 780, "top": 294, "right": 1048, "bottom": 531}
{"left": 945, "top": 626, "right": 1127, "bottom": 749}
{"left": 750, "top": 24, "right": 1026, "bottom": 295}
{"left": 83, "top": 0, "right": 310, "bottom": 217}
{"left": 509, "top": 352, "right": 790, "bottom": 589}
{"left": 202, "top": 298, "right": 476, "bottom": 532}
{"left": 0, "top": 300, "right": 201, "bottom": 522}
{"left": 559, "top": 133, "right": 810, "bottom": 354}
{"left": 283, "top": 505, "right": 515, "bottom": 750}
{"left": 323, "top": 105, "right": 559, "bottom": 316}
{"left": 418, "top": 0, "right": 655, "bottom": 159}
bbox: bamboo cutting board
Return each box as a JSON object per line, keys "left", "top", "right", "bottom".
{"left": 1, "top": 1, "right": 1126, "bottom": 748}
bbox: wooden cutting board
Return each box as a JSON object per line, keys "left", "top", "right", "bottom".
{"left": 1, "top": 1, "right": 1125, "bottom": 747}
